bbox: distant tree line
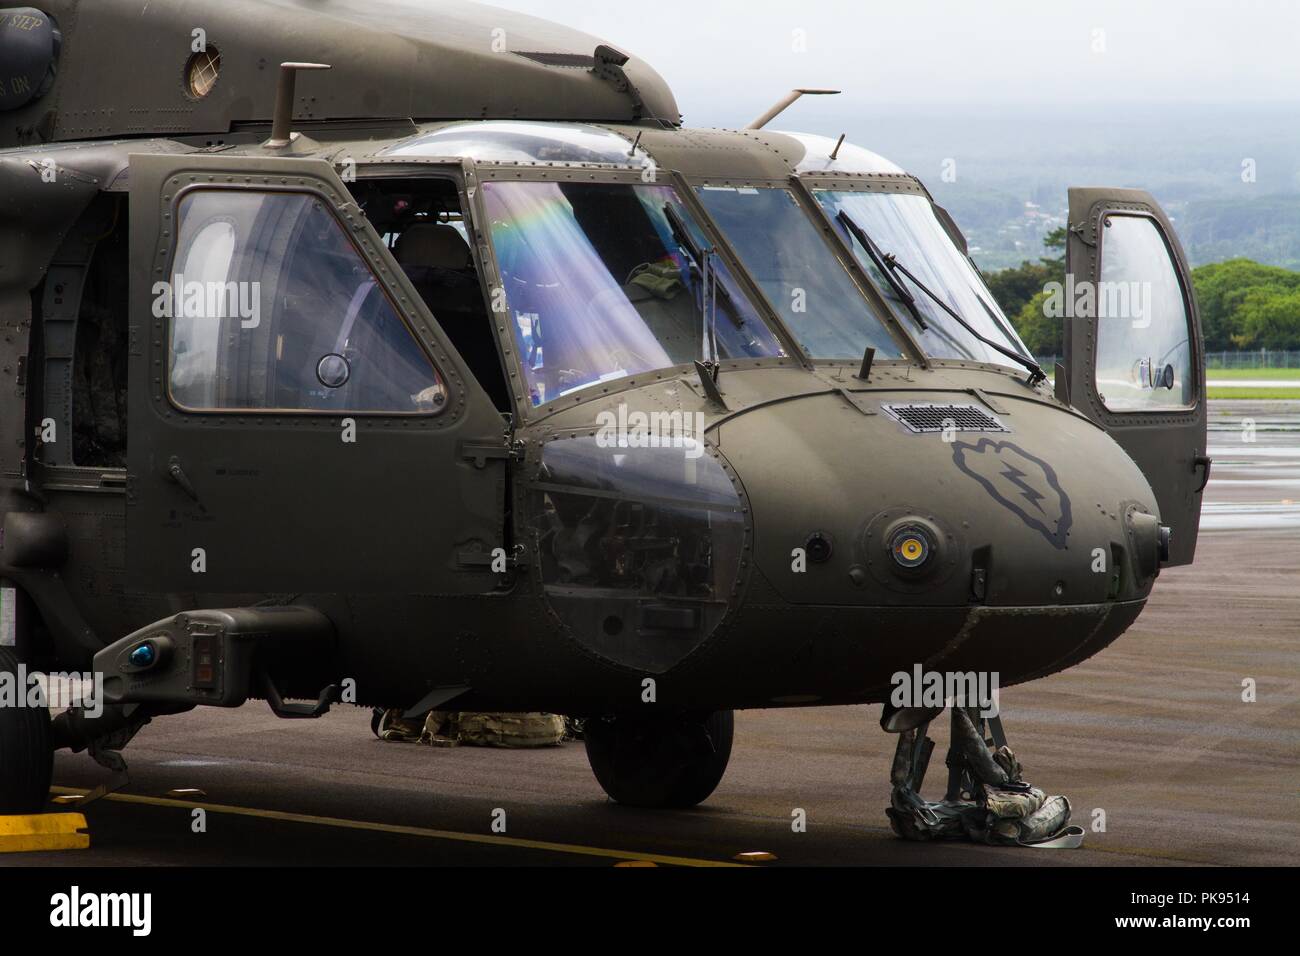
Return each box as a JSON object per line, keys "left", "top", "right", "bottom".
{"left": 1190, "top": 259, "right": 1300, "bottom": 351}
{"left": 983, "top": 228, "right": 1066, "bottom": 356}
{"left": 982, "top": 230, "right": 1300, "bottom": 353}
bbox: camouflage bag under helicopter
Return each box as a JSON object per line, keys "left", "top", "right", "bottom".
{"left": 375, "top": 709, "right": 566, "bottom": 748}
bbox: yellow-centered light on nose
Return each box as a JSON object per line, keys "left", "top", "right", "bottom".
{"left": 890, "top": 526, "right": 932, "bottom": 570}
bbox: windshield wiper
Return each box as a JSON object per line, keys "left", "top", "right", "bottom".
{"left": 836, "top": 209, "right": 1046, "bottom": 385}
{"left": 663, "top": 203, "right": 746, "bottom": 328}
{"left": 836, "top": 210, "right": 928, "bottom": 332}
{"left": 664, "top": 203, "right": 722, "bottom": 371}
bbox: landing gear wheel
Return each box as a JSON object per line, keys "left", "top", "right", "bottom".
{"left": 0, "top": 647, "right": 53, "bottom": 814}
{"left": 584, "top": 710, "right": 733, "bottom": 809}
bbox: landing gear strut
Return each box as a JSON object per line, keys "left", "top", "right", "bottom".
{"left": 584, "top": 710, "right": 733, "bottom": 809}
{"left": 884, "top": 705, "right": 1084, "bottom": 848}
{"left": 0, "top": 647, "right": 53, "bottom": 813}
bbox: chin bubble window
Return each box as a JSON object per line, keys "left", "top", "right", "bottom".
{"left": 528, "top": 436, "right": 746, "bottom": 672}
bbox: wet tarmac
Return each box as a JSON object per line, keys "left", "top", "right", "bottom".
{"left": 6, "top": 401, "right": 1298, "bottom": 867}
{"left": 1204, "top": 399, "right": 1300, "bottom": 530}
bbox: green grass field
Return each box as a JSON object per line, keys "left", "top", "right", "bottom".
{"left": 1206, "top": 367, "right": 1300, "bottom": 380}
{"left": 1207, "top": 386, "right": 1300, "bottom": 400}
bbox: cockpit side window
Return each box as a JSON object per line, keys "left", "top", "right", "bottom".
{"left": 164, "top": 190, "right": 447, "bottom": 414}
{"left": 351, "top": 176, "right": 513, "bottom": 413}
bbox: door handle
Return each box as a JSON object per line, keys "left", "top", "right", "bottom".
{"left": 1192, "top": 455, "right": 1212, "bottom": 494}
{"left": 166, "top": 456, "right": 201, "bottom": 504}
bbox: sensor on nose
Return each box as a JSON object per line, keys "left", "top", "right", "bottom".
{"left": 862, "top": 511, "right": 956, "bottom": 591}
{"left": 884, "top": 520, "right": 940, "bottom": 577}
{"left": 890, "top": 526, "right": 932, "bottom": 569}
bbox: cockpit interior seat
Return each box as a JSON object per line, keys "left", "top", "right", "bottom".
{"left": 394, "top": 222, "right": 482, "bottom": 315}
{"left": 394, "top": 222, "right": 474, "bottom": 272}
{"left": 392, "top": 220, "right": 509, "bottom": 410}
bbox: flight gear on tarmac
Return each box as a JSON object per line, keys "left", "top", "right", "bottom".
{"left": 373, "top": 709, "right": 566, "bottom": 748}
{"left": 457, "top": 712, "right": 566, "bottom": 748}
{"left": 372, "top": 708, "right": 421, "bottom": 742}
{"left": 562, "top": 716, "right": 585, "bottom": 741}
{"left": 885, "top": 706, "right": 1084, "bottom": 848}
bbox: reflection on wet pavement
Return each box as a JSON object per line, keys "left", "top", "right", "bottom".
{"left": 1203, "top": 399, "right": 1300, "bottom": 531}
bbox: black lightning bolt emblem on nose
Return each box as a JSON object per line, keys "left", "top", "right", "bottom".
{"left": 999, "top": 464, "right": 1046, "bottom": 512}
{"left": 952, "top": 439, "right": 1072, "bottom": 549}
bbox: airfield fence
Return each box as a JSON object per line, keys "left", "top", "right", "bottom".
{"left": 1204, "top": 349, "right": 1300, "bottom": 369}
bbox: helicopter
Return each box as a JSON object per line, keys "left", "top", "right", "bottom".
{"left": 0, "top": 0, "right": 1207, "bottom": 830}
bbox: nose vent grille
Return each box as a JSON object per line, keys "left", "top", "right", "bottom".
{"left": 882, "top": 402, "right": 1009, "bottom": 434}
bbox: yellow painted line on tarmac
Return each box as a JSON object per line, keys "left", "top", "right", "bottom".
{"left": 49, "top": 787, "right": 745, "bottom": 867}
{"left": 0, "top": 812, "right": 90, "bottom": 853}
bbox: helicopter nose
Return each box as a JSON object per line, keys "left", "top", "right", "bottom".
{"left": 715, "top": 388, "right": 1162, "bottom": 609}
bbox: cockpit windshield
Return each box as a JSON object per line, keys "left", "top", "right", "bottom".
{"left": 813, "top": 190, "right": 1034, "bottom": 369}
{"left": 695, "top": 186, "right": 904, "bottom": 361}
{"left": 481, "top": 181, "right": 785, "bottom": 407}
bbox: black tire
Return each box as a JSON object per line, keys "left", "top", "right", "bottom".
{"left": 584, "top": 710, "right": 733, "bottom": 809}
{"left": 0, "top": 646, "right": 53, "bottom": 814}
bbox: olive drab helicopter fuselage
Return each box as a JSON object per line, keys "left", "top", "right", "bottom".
{"left": 0, "top": 0, "right": 1207, "bottom": 815}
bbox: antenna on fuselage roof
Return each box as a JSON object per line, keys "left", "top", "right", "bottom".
{"left": 746, "top": 88, "right": 841, "bottom": 130}
{"left": 264, "top": 62, "right": 332, "bottom": 149}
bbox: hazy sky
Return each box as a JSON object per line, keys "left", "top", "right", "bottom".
{"left": 482, "top": 0, "right": 1300, "bottom": 126}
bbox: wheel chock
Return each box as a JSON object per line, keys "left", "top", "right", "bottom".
{"left": 0, "top": 813, "right": 90, "bottom": 853}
